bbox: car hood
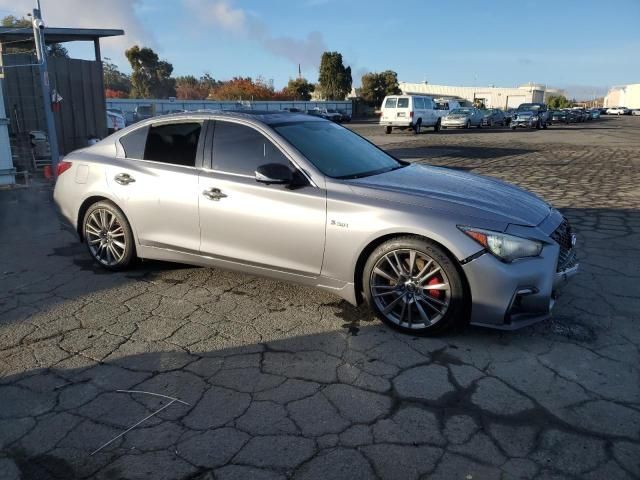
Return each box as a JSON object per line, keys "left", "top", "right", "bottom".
{"left": 346, "top": 164, "right": 551, "bottom": 227}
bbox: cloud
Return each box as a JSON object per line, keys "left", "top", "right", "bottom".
{"left": 185, "top": 0, "right": 327, "bottom": 71}
{"left": 0, "top": 0, "right": 154, "bottom": 63}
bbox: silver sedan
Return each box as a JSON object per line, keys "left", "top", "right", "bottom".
{"left": 54, "top": 111, "right": 578, "bottom": 335}
{"left": 441, "top": 108, "right": 485, "bottom": 129}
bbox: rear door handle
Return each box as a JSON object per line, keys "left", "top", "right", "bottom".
{"left": 202, "top": 188, "right": 227, "bottom": 201}
{"left": 114, "top": 173, "right": 135, "bottom": 185}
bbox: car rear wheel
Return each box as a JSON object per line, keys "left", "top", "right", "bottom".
{"left": 385, "top": 126, "right": 392, "bottom": 134}
{"left": 414, "top": 120, "right": 422, "bottom": 134}
{"left": 434, "top": 119, "right": 441, "bottom": 132}
{"left": 83, "top": 201, "right": 135, "bottom": 271}
{"left": 363, "top": 237, "right": 468, "bottom": 335}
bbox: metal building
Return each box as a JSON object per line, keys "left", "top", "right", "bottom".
{"left": 398, "top": 82, "right": 546, "bottom": 109}
{"left": 604, "top": 84, "right": 640, "bottom": 109}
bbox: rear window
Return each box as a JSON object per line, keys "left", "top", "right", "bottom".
{"left": 384, "top": 98, "right": 397, "bottom": 108}
{"left": 397, "top": 98, "right": 409, "bottom": 108}
{"left": 143, "top": 122, "right": 202, "bottom": 167}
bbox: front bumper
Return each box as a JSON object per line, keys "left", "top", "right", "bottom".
{"left": 441, "top": 118, "right": 468, "bottom": 127}
{"left": 462, "top": 242, "right": 578, "bottom": 330}
{"left": 511, "top": 119, "right": 536, "bottom": 128}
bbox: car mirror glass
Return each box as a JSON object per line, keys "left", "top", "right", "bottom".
{"left": 255, "top": 163, "right": 294, "bottom": 185}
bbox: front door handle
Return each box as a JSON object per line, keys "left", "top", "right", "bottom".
{"left": 114, "top": 173, "right": 135, "bottom": 185}
{"left": 202, "top": 188, "right": 227, "bottom": 201}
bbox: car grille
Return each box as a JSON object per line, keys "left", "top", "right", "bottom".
{"left": 550, "top": 218, "right": 577, "bottom": 272}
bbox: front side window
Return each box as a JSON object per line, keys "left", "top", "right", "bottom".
{"left": 211, "top": 121, "right": 290, "bottom": 176}
{"left": 273, "top": 120, "right": 404, "bottom": 179}
{"left": 143, "top": 122, "right": 202, "bottom": 167}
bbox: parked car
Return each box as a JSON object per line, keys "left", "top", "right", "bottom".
{"left": 514, "top": 103, "right": 551, "bottom": 129}
{"left": 563, "top": 109, "right": 581, "bottom": 123}
{"left": 282, "top": 107, "right": 303, "bottom": 113}
{"left": 606, "top": 107, "right": 630, "bottom": 115}
{"left": 571, "top": 108, "right": 591, "bottom": 122}
{"left": 434, "top": 99, "right": 464, "bottom": 115}
{"left": 440, "top": 107, "right": 484, "bottom": 129}
{"left": 481, "top": 109, "right": 507, "bottom": 127}
{"left": 106, "top": 110, "right": 126, "bottom": 134}
{"left": 308, "top": 108, "right": 341, "bottom": 122}
{"left": 337, "top": 109, "right": 352, "bottom": 122}
{"left": 551, "top": 110, "right": 569, "bottom": 124}
{"left": 589, "top": 109, "right": 601, "bottom": 120}
{"left": 632, "top": 109, "right": 640, "bottom": 116}
{"left": 53, "top": 111, "right": 578, "bottom": 335}
{"left": 133, "top": 105, "right": 154, "bottom": 122}
{"left": 380, "top": 95, "right": 444, "bottom": 134}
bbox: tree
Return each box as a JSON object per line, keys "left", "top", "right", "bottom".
{"left": 209, "top": 77, "right": 276, "bottom": 101}
{"left": 1, "top": 15, "right": 68, "bottom": 57}
{"left": 360, "top": 70, "right": 401, "bottom": 107}
{"left": 547, "top": 95, "right": 571, "bottom": 109}
{"left": 125, "top": 45, "right": 176, "bottom": 99}
{"left": 175, "top": 75, "right": 209, "bottom": 100}
{"left": 318, "top": 51, "right": 352, "bottom": 100}
{"left": 283, "top": 78, "right": 315, "bottom": 101}
{"left": 103, "top": 58, "right": 131, "bottom": 96}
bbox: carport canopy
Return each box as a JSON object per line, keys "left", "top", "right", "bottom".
{"left": 0, "top": 27, "right": 124, "bottom": 61}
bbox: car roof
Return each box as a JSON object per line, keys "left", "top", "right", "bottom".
{"left": 140, "top": 109, "right": 324, "bottom": 125}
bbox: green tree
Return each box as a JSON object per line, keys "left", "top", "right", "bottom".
{"left": 125, "top": 45, "right": 176, "bottom": 99}
{"left": 547, "top": 95, "right": 571, "bottom": 109}
{"left": 1, "top": 15, "right": 68, "bottom": 57}
{"left": 284, "top": 77, "right": 315, "bottom": 101}
{"left": 360, "top": 70, "right": 401, "bottom": 107}
{"left": 318, "top": 51, "right": 352, "bottom": 100}
{"left": 103, "top": 58, "right": 131, "bottom": 95}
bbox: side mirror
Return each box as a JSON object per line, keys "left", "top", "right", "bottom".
{"left": 255, "top": 163, "right": 293, "bottom": 185}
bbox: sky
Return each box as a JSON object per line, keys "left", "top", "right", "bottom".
{"left": 1, "top": 0, "right": 639, "bottom": 99}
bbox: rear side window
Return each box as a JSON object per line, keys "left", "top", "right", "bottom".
{"left": 143, "top": 122, "right": 202, "bottom": 167}
{"left": 414, "top": 97, "right": 424, "bottom": 109}
{"left": 384, "top": 98, "right": 397, "bottom": 108}
{"left": 119, "top": 126, "right": 148, "bottom": 159}
{"left": 424, "top": 98, "right": 434, "bottom": 109}
{"left": 397, "top": 98, "right": 409, "bottom": 108}
{"left": 211, "top": 121, "right": 290, "bottom": 176}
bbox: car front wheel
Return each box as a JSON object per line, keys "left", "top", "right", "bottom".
{"left": 83, "top": 201, "right": 135, "bottom": 271}
{"left": 363, "top": 237, "right": 468, "bottom": 335}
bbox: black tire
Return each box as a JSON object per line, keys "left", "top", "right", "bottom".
{"left": 511, "top": 126, "right": 516, "bottom": 130}
{"left": 536, "top": 121, "right": 541, "bottom": 130}
{"left": 385, "top": 126, "right": 392, "bottom": 134}
{"left": 413, "top": 119, "right": 422, "bottom": 134}
{"left": 465, "top": 121, "right": 471, "bottom": 129}
{"left": 477, "top": 122, "right": 482, "bottom": 129}
{"left": 433, "top": 119, "right": 441, "bottom": 132}
{"left": 362, "top": 236, "right": 468, "bottom": 335}
{"left": 542, "top": 122, "right": 548, "bottom": 129}
{"left": 83, "top": 200, "right": 135, "bottom": 271}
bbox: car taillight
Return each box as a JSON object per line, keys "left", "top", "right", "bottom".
{"left": 410, "top": 111, "right": 414, "bottom": 118}
{"left": 57, "top": 161, "right": 72, "bottom": 176}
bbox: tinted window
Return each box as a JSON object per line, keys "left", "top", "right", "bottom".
{"left": 397, "top": 98, "right": 409, "bottom": 108}
{"left": 143, "top": 122, "right": 201, "bottom": 167}
{"left": 424, "top": 98, "right": 434, "bottom": 109}
{"left": 414, "top": 97, "right": 424, "bottom": 109}
{"left": 212, "top": 121, "right": 290, "bottom": 176}
{"left": 273, "top": 120, "right": 403, "bottom": 179}
{"left": 120, "top": 126, "right": 149, "bottom": 159}
{"left": 384, "top": 98, "right": 397, "bottom": 108}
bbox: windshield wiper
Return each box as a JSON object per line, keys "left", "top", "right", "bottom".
{"left": 337, "top": 163, "right": 406, "bottom": 180}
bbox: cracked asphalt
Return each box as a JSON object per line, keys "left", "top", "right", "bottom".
{"left": 1, "top": 116, "right": 639, "bottom": 479}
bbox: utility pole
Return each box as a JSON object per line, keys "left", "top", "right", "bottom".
{"left": 32, "top": 7, "right": 60, "bottom": 177}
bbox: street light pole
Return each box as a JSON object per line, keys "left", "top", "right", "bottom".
{"left": 32, "top": 7, "right": 60, "bottom": 177}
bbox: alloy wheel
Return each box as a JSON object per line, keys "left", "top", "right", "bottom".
{"left": 370, "top": 249, "right": 451, "bottom": 329}
{"left": 85, "top": 208, "right": 127, "bottom": 267}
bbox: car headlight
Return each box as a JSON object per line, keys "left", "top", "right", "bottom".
{"left": 458, "top": 226, "right": 543, "bottom": 262}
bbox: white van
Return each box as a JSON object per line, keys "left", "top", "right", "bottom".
{"left": 379, "top": 95, "right": 441, "bottom": 134}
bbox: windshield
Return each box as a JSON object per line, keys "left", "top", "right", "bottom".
{"left": 450, "top": 108, "right": 471, "bottom": 115}
{"left": 273, "top": 121, "right": 404, "bottom": 179}
{"left": 518, "top": 104, "right": 541, "bottom": 111}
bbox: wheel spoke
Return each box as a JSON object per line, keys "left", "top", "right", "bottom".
{"left": 373, "top": 290, "right": 398, "bottom": 298}
{"left": 406, "top": 297, "right": 413, "bottom": 326}
{"left": 374, "top": 267, "right": 397, "bottom": 283}
{"left": 417, "top": 267, "right": 441, "bottom": 285}
{"left": 112, "top": 239, "right": 126, "bottom": 250}
{"left": 420, "top": 282, "right": 449, "bottom": 291}
{"left": 392, "top": 251, "right": 406, "bottom": 276}
{"left": 384, "top": 255, "right": 403, "bottom": 279}
{"left": 85, "top": 224, "right": 101, "bottom": 236}
{"left": 414, "top": 299, "right": 430, "bottom": 323}
{"left": 383, "top": 293, "right": 406, "bottom": 314}
{"left": 407, "top": 250, "right": 416, "bottom": 276}
{"left": 88, "top": 238, "right": 101, "bottom": 245}
{"left": 398, "top": 299, "right": 407, "bottom": 323}
{"left": 415, "top": 259, "right": 433, "bottom": 279}
{"left": 107, "top": 212, "right": 116, "bottom": 229}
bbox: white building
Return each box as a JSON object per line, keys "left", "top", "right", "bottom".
{"left": 399, "top": 82, "right": 547, "bottom": 109}
{"left": 604, "top": 84, "right": 640, "bottom": 109}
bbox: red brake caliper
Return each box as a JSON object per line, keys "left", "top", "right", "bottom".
{"left": 427, "top": 276, "right": 442, "bottom": 298}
